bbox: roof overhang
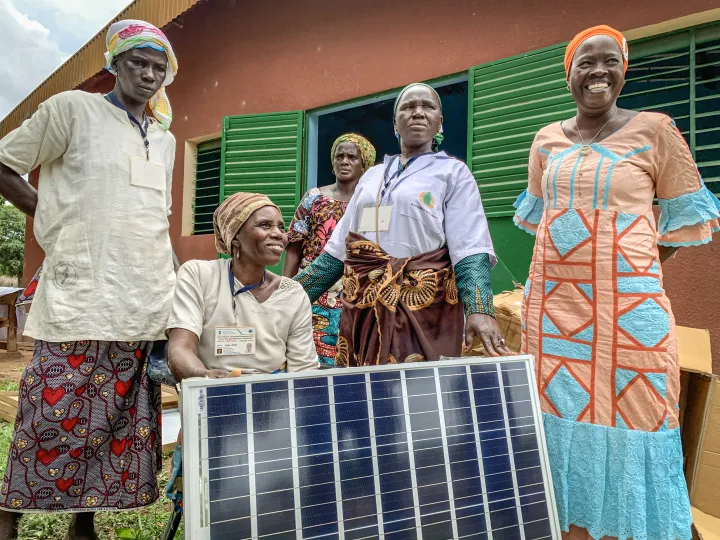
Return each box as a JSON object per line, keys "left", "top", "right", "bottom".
{"left": 0, "top": 0, "right": 201, "bottom": 138}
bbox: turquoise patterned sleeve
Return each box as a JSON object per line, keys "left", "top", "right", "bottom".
{"left": 454, "top": 253, "right": 495, "bottom": 318}
{"left": 294, "top": 251, "right": 344, "bottom": 302}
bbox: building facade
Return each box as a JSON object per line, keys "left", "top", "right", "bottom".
{"left": 3, "top": 0, "right": 719, "bottom": 369}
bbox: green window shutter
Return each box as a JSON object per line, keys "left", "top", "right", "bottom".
{"left": 219, "top": 111, "right": 305, "bottom": 271}
{"left": 220, "top": 111, "right": 304, "bottom": 222}
{"left": 467, "top": 44, "right": 574, "bottom": 291}
{"left": 618, "top": 22, "right": 720, "bottom": 195}
{"left": 695, "top": 25, "right": 720, "bottom": 195}
{"left": 467, "top": 44, "right": 575, "bottom": 218}
{"left": 193, "top": 139, "right": 221, "bottom": 235}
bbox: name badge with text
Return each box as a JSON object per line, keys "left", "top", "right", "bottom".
{"left": 215, "top": 326, "right": 256, "bottom": 356}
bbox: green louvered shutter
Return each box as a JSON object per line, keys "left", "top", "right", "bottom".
{"left": 618, "top": 22, "right": 720, "bottom": 195}
{"left": 193, "top": 139, "right": 221, "bottom": 235}
{"left": 219, "top": 111, "right": 305, "bottom": 271}
{"left": 467, "top": 44, "right": 575, "bottom": 291}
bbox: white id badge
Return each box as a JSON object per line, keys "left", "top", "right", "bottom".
{"left": 215, "top": 326, "right": 256, "bottom": 356}
{"left": 359, "top": 206, "right": 392, "bottom": 232}
{"left": 129, "top": 156, "right": 166, "bottom": 191}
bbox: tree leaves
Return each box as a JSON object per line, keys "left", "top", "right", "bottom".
{"left": 0, "top": 197, "right": 24, "bottom": 279}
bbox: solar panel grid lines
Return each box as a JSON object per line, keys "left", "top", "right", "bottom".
{"left": 289, "top": 380, "right": 303, "bottom": 540}
{"left": 365, "top": 373, "right": 385, "bottom": 538}
{"left": 399, "top": 369, "right": 424, "bottom": 540}
{"left": 327, "top": 376, "right": 345, "bottom": 539}
{"left": 247, "top": 387, "right": 257, "bottom": 538}
{"left": 434, "top": 368, "right": 459, "bottom": 539}
{"left": 182, "top": 356, "right": 561, "bottom": 540}
{"left": 465, "top": 365, "right": 495, "bottom": 540}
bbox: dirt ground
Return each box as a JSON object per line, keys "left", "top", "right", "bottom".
{"left": 0, "top": 351, "right": 30, "bottom": 385}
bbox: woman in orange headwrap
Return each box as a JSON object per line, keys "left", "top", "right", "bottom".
{"left": 514, "top": 25, "right": 718, "bottom": 540}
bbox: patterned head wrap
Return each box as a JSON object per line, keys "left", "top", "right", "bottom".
{"left": 393, "top": 83, "right": 444, "bottom": 151}
{"left": 213, "top": 193, "right": 281, "bottom": 255}
{"left": 105, "top": 20, "right": 178, "bottom": 130}
{"left": 330, "top": 133, "right": 377, "bottom": 174}
{"left": 564, "top": 25, "right": 629, "bottom": 78}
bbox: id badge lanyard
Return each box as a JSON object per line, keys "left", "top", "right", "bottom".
{"left": 228, "top": 263, "right": 266, "bottom": 324}
{"left": 107, "top": 92, "right": 151, "bottom": 161}
{"left": 373, "top": 154, "right": 431, "bottom": 244}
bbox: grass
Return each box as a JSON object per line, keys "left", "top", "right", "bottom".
{"left": 0, "top": 380, "right": 19, "bottom": 392}
{"left": 0, "top": 395, "right": 183, "bottom": 539}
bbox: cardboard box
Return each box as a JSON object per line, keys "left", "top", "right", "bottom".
{"left": 693, "top": 507, "right": 720, "bottom": 540}
{"left": 676, "top": 326, "right": 720, "bottom": 538}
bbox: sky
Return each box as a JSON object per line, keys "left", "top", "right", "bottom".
{"left": 0, "top": 0, "right": 131, "bottom": 121}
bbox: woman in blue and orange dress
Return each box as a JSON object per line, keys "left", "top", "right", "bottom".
{"left": 283, "top": 134, "right": 376, "bottom": 365}
{"left": 515, "top": 25, "right": 719, "bottom": 540}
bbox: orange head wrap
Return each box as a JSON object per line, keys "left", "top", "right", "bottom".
{"left": 564, "top": 25, "right": 629, "bottom": 79}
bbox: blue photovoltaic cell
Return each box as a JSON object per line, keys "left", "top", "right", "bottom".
{"left": 198, "top": 359, "right": 556, "bottom": 539}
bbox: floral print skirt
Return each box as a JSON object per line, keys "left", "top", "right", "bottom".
{"left": 0, "top": 340, "right": 161, "bottom": 512}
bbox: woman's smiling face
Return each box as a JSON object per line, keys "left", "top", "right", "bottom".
{"left": 233, "top": 206, "right": 288, "bottom": 266}
{"left": 568, "top": 35, "right": 626, "bottom": 115}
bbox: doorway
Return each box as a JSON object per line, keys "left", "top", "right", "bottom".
{"left": 307, "top": 77, "right": 468, "bottom": 189}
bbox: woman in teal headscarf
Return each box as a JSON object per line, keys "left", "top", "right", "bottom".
{"left": 295, "top": 82, "right": 511, "bottom": 365}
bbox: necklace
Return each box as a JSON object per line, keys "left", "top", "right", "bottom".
{"left": 576, "top": 108, "right": 618, "bottom": 156}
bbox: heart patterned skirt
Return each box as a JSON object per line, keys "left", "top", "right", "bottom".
{"left": 0, "top": 340, "right": 161, "bottom": 512}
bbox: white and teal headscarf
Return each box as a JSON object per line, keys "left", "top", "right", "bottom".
{"left": 393, "top": 82, "right": 444, "bottom": 151}
{"left": 104, "top": 20, "right": 178, "bottom": 130}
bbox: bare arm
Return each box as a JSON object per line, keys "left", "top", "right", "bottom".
{"left": 282, "top": 242, "right": 302, "bottom": 278}
{"left": 167, "top": 328, "right": 229, "bottom": 381}
{"left": 0, "top": 163, "right": 37, "bottom": 217}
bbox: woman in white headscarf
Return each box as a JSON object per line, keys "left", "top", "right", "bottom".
{"left": 0, "top": 19, "right": 178, "bottom": 540}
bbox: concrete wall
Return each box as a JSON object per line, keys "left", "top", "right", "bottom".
{"left": 20, "top": 0, "right": 720, "bottom": 370}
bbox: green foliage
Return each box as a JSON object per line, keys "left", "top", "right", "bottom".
{"left": 0, "top": 198, "right": 25, "bottom": 279}
{"left": 0, "top": 380, "right": 19, "bottom": 392}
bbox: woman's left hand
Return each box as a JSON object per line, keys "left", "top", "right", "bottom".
{"left": 464, "top": 313, "right": 513, "bottom": 357}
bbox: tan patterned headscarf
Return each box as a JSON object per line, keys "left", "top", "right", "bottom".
{"left": 213, "top": 193, "right": 280, "bottom": 255}
{"left": 330, "top": 133, "right": 377, "bottom": 174}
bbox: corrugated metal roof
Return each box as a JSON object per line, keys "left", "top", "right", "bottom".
{"left": 0, "top": 0, "right": 201, "bottom": 138}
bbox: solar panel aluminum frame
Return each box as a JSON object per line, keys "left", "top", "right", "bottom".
{"left": 181, "top": 355, "right": 562, "bottom": 540}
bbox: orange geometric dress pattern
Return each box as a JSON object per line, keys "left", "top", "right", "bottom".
{"left": 513, "top": 112, "right": 720, "bottom": 540}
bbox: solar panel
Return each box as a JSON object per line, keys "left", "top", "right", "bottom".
{"left": 181, "top": 356, "right": 561, "bottom": 540}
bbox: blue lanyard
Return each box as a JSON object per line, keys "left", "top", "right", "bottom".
{"left": 107, "top": 92, "right": 151, "bottom": 160}
{"left": 380, "top": 152, "right": 433, "bottom": 200}
{"left": 228, "top": 263, "right": 266, "bottom": 312}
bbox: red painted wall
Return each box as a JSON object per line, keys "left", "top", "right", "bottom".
{"left": 662, "top": 242, "right": 720, "bottom": 373}
{"left": 20, "top": 0, "right": 720, "bottom": 369}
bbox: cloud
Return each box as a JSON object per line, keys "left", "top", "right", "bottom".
{"left": 0, "top": 0, "right": 130, "bottom": 121}
{"left": 0, "top": 0, "right": 67, "bottom": 120}
{"left": 20, "top": 0, "right": 132, "bottom": 53}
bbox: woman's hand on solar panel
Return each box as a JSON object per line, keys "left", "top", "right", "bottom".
{"left": 206, "top": 369, "right": 231, "bottom": 379}
{"left": 168, "top": 328, "right": 229, "bottom": 381}
{"left": 464, "top": 314, "right": 513, "bottom": 357}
